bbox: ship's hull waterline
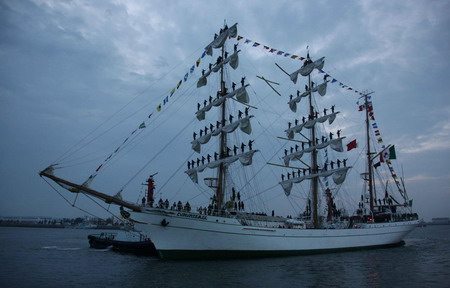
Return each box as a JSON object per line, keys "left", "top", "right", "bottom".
{"left": 129, "top": 208, "right": 418, "bottom": 260}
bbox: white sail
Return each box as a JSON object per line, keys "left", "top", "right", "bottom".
{"left": 290, "top": 56, "right": 326, "bottom": 80}
{"left": 228, "top": 51, "right": 239, "bottom": 69}
{"left": 191, "top": 116, "right": 253, "bottom": 153}
{"left": 313, "top": 80, "right": 328, "bottom": 96}
{"left": 282, "top": 137, "right": 345, "bottom": 166}
{"left": 198, "top": 50, "right": 240, "bottom": 88}
{"left": 185, "top": 150, "right": 258, "bottom": 183}
{"left": 196, "top": 85, "right": 250, "bottom": 120}
{"left": 299, "top": 64, "right": 314, "bottom": 77}
{"left": 314, "top": 57, "right": 325, "bottom": 70}
{"left": 288, "top": 81, "right": 328, "bottom": 112}
{"left": 288, "top": 90, "right": 310, "bottom": 113}
{"left": 196, "top": 70, "right": 211, "bottom": 88}
{"left": 285, "top": 112, "right": 339, "bottom": 140}
{"left": 280, "top": 167, "right": 351, "bottom": 196}
{"left": 205, "top": 23, "right": 238, "bottom": 56}
{"left": 289, "top": 67, "right": 305, "bottom": 84}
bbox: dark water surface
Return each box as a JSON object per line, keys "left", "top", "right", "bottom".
{"left": 1, "top": 226, "right": 449, "bottom": 288}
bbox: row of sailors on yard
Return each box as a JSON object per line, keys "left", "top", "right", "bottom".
{"left": 197, "top": 77, "right": 248, "bottom": 111}
{"left": 202, "top": 42, "right": 243, "bottom": 74}
{"left": 298, "top": 75, "right": 330, "bottom": 92}
{"left": 201, "top": 55, "right": 245, "bottom": 88}
{"left": 196, "top": 81, "right": 248, "bottom": 111}
{"left": 281, "top": 159, "right": 348, "bottom": 180}
{"left": 284, "top": 131, "right": 342, "bottom": 154}
{"left": 187, "top": 140, "right": 255, "bottom": 169}
{"left": 287, "top": 106, "right": 336, "bottom": 129}
{"left": 193, "top": 108, "right": 250, "bottom": 139}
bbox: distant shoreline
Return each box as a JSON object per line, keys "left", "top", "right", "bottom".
{"left": 0, "top": 222, "right": 65, "bottom": 228}
{"left": 0, "top": 222, "right": 122, "bottom": 230}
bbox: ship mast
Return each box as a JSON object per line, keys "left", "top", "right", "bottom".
{"left": 308, "top": 73, "right": 319, "bottom": 228}
{"left": 216, "top": 28, "right": 227, "bottom": 213}
{"left": 364, "top": 91, "right": 375, "bottom": 213}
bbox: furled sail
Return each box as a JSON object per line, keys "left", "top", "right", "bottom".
{"left": 191, "top": 116, "right": 254, "bottom": 153}
{"left": 198, "top": 50, "right": 240, "bottom": 88}
{"left": 288, "top": 90, "right": 310, "bottom": 113}
{"left": 301, "top": 57, "right": 325, "bottom": 77}
{"left": 205, "top": 23, "right": 238, "bottom": 56}
{"left": 186, "top": 150, "right": 258, "bottom": 183}
{"left": 285, "top": 112, "right": 339, "bottom": 140}
{"left": 197, "top": 70, "right": 212, "bottom": 88}
{"left": 282, "top": 137, "right": 345, "bottom": 166}
{"left": 280, "top": 166, "right": 351, "bottom": 196}
{"left": 290, "top": 57, "right": 326, "bottom": 83}
{"left": 288, "top": 81, "right": 328, "bottom": 112}
{"left": 211, "top": 50, "right": 240, "bottom": 72}
{"left": 312, "top": 80, "right": 328, "bottom": 96}
{"left": 196, "top": 85, "right": 250, "bottom": 120}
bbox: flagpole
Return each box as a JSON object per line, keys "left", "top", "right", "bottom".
{"left": 364, "top": 91, "right": 375, "bottom": 213}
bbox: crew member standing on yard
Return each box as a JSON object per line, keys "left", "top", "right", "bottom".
{"left": 248, "top": 140, "right": 254, "bottom": 150}
{"left": 241, "top": 142, "right": 246, "bottom": 152}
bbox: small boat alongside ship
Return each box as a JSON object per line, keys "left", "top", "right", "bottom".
{"left": 88, "top": 231, "right": 156, "bottom": 256}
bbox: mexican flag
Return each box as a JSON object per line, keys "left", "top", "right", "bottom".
{"left": 380, "top": 145, "right": 397, "bottom": 162}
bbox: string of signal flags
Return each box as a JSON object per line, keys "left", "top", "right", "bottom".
{"left": 153, "top": 34, "right": 368, "bottom": 116}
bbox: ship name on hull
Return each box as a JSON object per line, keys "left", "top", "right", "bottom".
{"left": 176, "top": 212, "right": 207, "bottom": 220}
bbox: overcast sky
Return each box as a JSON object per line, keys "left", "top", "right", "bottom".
{"left": 1, "top": 0, "right": 449, "bottom": 221}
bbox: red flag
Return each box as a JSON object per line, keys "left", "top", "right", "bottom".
{"left": 347, "top": 139, "right": 357, "bottom": 151}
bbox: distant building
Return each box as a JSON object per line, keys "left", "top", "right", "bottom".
{"left": 431, "top": 218, "right": 450, "bottom": 225}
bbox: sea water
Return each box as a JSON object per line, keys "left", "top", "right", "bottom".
{"left": 0, "top": 225, "right": 449, "bottom": 288}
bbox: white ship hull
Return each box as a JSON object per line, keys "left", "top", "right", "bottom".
{"left": 129, "top": 208, "right": 418, "bottom": 259}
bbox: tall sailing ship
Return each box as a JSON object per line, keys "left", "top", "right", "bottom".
{"left": 40, "top": 23, "right": 419, "bottom": 259}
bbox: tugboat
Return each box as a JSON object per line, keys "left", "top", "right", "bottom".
{"left": 88, "top": 230, "right": 156, "bottom": 256}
